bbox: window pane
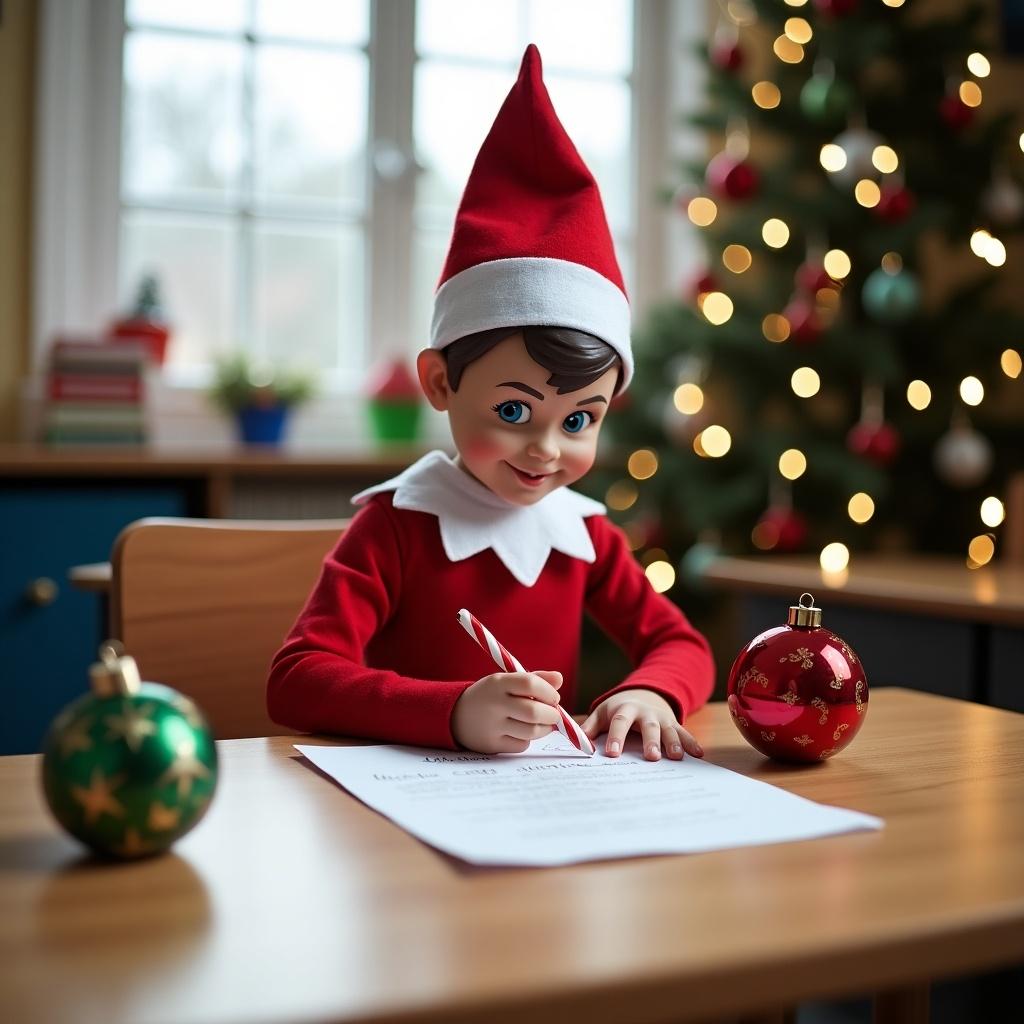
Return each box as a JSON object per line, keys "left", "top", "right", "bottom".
{"left": 411, "top": 229, "right": 450, "bottom": 354}
{"left": 254, "top": 46, "right": 368, "bottom": 208}
{"left": 252, "top": 223, "right": 366, "bottom": 374}
{"left": 526, "top": 0, "right": 633, "bottom": 74}
{"left": 416, "top": 0, "right": 520, "bottom": 62}
{"left": 120, "top": 212, "right": 239, "bottom": 367}
{"left": 254, "top": 0, "right": 369, "bottom": 45}
{"left": 123, "top": 33, "right": 244, "bottom": 204}
{"left": 545, "top": 75, "right": 632, "bottom": 234}
{"left": 126, "top": 0, "right": 246, "bottom": 32}
{"left": 414, "top": 63, "right": 513, "bottom": 216}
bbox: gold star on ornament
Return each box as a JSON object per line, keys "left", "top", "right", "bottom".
{"left": 172, "top": 695, "right": 205, "bottom": 730}
{"left": 114, "top": 828, "right": 154, "bottom": 858}
{"left": 159, "top": 736, "right": 211, "bottom": 800}
{"left": 104, "top": 701, "right": 158, "bottom": 753}
{"left": 71, "top": 768, "right": 126, "bottom": 825}
{"left": 148, "top": 800, "right": 181, "bottom": 832}
{"left": 58, "top": 715, "right": 94, "bottom": 758}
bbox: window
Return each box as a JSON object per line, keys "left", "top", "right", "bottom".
{"left": 34, "top": 0, "right": 703, "bottom": 431}
{"left": 114, "top": 0, "right": 635, "bottom": 386}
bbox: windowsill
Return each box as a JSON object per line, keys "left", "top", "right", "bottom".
{"left": 18, "top": 373, "right": 455, "bottom": 449}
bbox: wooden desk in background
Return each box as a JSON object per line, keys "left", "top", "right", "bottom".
{"left": 703, "top": 555, "right": 1024, "bottom": 713}
{"left": 2, "top": 690, "right": 1022, "bottom": 1024}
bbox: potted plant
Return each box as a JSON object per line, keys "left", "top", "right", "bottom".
{"left": 209, "top": 353, "right": 314, "bottom": 446}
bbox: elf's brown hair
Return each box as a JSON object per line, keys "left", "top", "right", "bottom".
{"left": 443, "top": 326, "right": 621, "bottom": 395}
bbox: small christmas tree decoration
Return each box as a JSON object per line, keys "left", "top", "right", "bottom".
{"left": 795, "top": 261, "right": 836, "bottom": 294}
{"left": 862, "top": 264, "right": 920, "bottom": 323}
{"left": 41, "top": 642, "right": 218, "bottom": 859}
{"left": 847, "top": 419, "right": 901, "bottom": 466}
{"left": 109, "top": 274, "right": 172, "bottom": 365}
{"left": 934, "top": 419, "right": 993, "bottom": 488}
{"left": 874, "top": 183, "right": 916, "bottom": 223}
{"left": 813, "top": 0, "right": 859, "bottom": 16}
{"left": 705, "top": 151, "right": 759, "bottom": 201}
{"left": 782, "top": 295, "right": 823, "bottom": 345}
{"left": 753, "top": 505, "right": 808, "bottom": 552}
{"left": 981, "top": 172, "right": 1024, "bottom": 226}
{"left": 800, "top": 64, "right": 854, "bottom": 124}
{"left": 727, "top": 593, "right": 868, "bottom": 762}
{"left": 710, "top": 24, "right": 743, "bottom": 73}
{"left": 826, "top": 125, "right": 884, "bottom": 188}
{"left": 939, "top": 93, "right": 975, "bottom": 132}
{"left": 366, "top": 358, "right": 423, "bottom": 442}
{"left": 688, "top": 269, "right": 721, "bottom": 302}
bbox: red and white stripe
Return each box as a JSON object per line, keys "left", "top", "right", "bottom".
{"left": 456, "top": 608, "right": 595, "bottom": 755}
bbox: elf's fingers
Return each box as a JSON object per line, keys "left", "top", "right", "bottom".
{"left": 605, "top": 708, "right": 636, "bottom": 756}
{"left": 641, "top": 717, "right": 662, "bottom": 761}
{"left": 493, "top": 735, "right": 531, "bottom": 754}
{"left": 508, "top": 696, "right": 560, "bottom": 727}
{"left": 534, "top": 670, "right": 563, "bottom": 691}
{"left": 503, "top": 717, "right": 555, "bottom": 742}
{"left": 581, "top": 710, "right": 601, "bottom": 738}
{"left": 509, "top": 672, "right": 561, "bottom": 705}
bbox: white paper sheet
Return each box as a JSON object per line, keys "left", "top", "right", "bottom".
{"left": 296, "top": 741, "right": 883, "bottom": 867}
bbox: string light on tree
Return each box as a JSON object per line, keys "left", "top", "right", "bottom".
{"left": 763, "top": 313, "right": 791, "bottom": 343}
{"left": 848, "top": 492, "right": 875, "bottom": 524}
{"left": 779, "top": 449, "right": 807, "bottom": 480}
{"left": 762, "top": 218, "right": 790, "bottom": 248}
{"left": 906, "top": 379, "right": 932, "bottom": 410}
{"left": 752, "top": 81, "right": 781, "bottom": 109}
{"left": 959, "top": 81, "right": 983, "bottom": 107}
{"left": 702, "top": 291, "right": 734, "bottom": 325}
{"left": 674, "top": 382, "right": 704, "bottom": 414}
{"left": 970, "top": 229, "right": 1007, "bottom": 267}
{"left": 1002, "top": 349, "right": 1022, "bottom": 378}
{"left": 722, "top": 244, "right": 752, "bottom": 273}
{"left": 855, "top": 179, "right": 882, "bottom": 207}
{"left": 872, "top": 146, "right": 899, "bottom": 173}
{"left": 959, "top": 376, "right": 984, "bottom": 406}
{"left": 791, "top": 366, "right": 821, "bottom": 398}
{"left": 605, "top": 480, "right": 638, "bottom": 511}
{"left": 686, "top": 196, "right": 718, "bottom": 226}
{"left": 826, "top": 126, "right": 885, "bottom": 188}
{"left": 627, "top": 449, "right": 659, "bottom": 480}
{"left": 700, "top": 424, "right": 732, "bottom": 457}
{"left": 967, "top": 52, "right": 990, "bottom": 77}
{"left": 645, "top": 560, "right": 676, "bottom": 594}
{"left": 773, "top": 34, "right": 804, "bottom": 64}
{"left": 823, "top": 248, "right": 851, "bottom": 279}
{"left": 980, "top": 496, "right": 1005, "bottom": 528}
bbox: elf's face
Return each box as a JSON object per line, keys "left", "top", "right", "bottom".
{"left": 419, "top": 333, "right": 618, "bottom": 506}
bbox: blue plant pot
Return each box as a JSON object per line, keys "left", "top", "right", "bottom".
{"left": 237, "top": 404, "right": 289, "bottom": 445}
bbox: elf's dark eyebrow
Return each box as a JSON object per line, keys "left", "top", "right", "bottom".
{"left": 576, "top": 395, "right": 608, "bottom": 406}
{"left": 497, "top": 381, "right": 544, "bottom": 400}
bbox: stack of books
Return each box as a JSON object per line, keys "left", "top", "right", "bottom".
{"left": 44, "top": 338, "right": 151, "bottom": 445}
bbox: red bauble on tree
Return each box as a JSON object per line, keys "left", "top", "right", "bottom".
{"left": 847, "top": 420, "right": 901, "bottom": 466}
{"left": 782, "top": 296, "right": 823, "bottom": 345}
{"left": 813, "top": 0, "right": 859, "bottom": 15}
{"left": 939, "top": 94, "right": 974, "bottom": 132}
{"left": 753, "top": 505, "right": 808, "bottom": 553}
{"left": 727, "top": 593, "right": 869, "bottom": 762}
{"left": 706, "top": 151, "right": 760, "bottom": 201}
{"left": 795, "top": 262, "right": 835, "bottom": 294}
{"left": 710, "top": 38, "right": 743, "bottom": 73}
{"left": 874, "top": 184, "right": 916, "bottom": 223}
{"left": 687, "top": 270, "right": 720, "bottom": 302}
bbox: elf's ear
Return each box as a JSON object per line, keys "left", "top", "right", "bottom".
{"left": 416, "top": 349, "right": 451, "bottom": 412}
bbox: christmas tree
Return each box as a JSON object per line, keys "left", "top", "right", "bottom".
{"left": 601, "top": 0, "right": 1024, "bottom": 588}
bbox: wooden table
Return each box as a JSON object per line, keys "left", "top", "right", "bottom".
{"left": 2, "top": 690, "right": 1022, "bottom": 1024}
{"left": 703, "top": 555, "right": 1024, "bottom": 712}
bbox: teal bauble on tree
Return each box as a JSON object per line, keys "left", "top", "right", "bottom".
{"left": 862, "top": 266, "right": 921, "bottom": 323}
{"left": 799, "top": 72, "right": 854, "bottom": 123}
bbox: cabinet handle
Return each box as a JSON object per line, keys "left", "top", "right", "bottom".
{"left": 25, "top": 577, "right": 59, "bottom": 606}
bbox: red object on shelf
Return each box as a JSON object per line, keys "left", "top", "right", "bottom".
{"left": 109, "top": 319, "right": 169, "bottom": 366}
{"left": 727, "top": 593, "right": 868, "bottom": 763}
{"left": 367, "top": 359, "right": 421, "bottom": 402}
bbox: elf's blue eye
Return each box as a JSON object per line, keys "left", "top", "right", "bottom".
{"left": 562, "top": 410, "right": 592, "bottom": 434}
{"left": 493, "top": 400, "right": 531, "bottom": 424}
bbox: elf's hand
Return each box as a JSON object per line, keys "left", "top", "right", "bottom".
{"left": 452, "top": 671, "right": 563, "bottom": 754}
{"left": 582, "top": 688, "right": 704, "bottom": 762}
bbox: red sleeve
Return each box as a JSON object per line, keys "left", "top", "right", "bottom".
{"left": 266, "top": 497, "right": 474, "bottom": 748}
{"left": 583, "top": 516, "right": 715, "bottom": 722}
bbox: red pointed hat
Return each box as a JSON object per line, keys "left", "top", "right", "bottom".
{"left": 430, "top": 44, "right": 633, "bottom": 390}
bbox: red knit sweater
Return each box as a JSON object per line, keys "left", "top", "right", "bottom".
{"left": 267, "top": 493, "right": 714, "bottom": 748}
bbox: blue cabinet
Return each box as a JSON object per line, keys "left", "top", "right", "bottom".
{"left": 1, "top": 484, "right": 188, "bottom": 754}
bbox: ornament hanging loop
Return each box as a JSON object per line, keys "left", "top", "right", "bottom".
{"left": 90, "top": 639, "right": 143, "bottom": 697}
{"left": 787, "top": 593, "right": 823, "bottom": 628}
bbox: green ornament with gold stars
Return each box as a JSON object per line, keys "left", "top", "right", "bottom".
{"left": 41, "top": 641, "right": 218, "bottom": 859}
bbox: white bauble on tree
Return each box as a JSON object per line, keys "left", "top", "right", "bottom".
{"left": 982, "top": 173, "right": 1024, "bottom": 226}
{"left": 934, "top": 422, "right": 993, "bottom": 488}
{"left": 827, "top": 127, "right": 884, "bottom": 188}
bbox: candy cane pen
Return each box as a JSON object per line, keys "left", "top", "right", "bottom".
{"left": 456, "top": 608, "right": 595, "bottom": 755}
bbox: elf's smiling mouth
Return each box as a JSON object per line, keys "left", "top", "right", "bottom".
{"left": 507, "top": 463, "right": 555, "bottom": 487}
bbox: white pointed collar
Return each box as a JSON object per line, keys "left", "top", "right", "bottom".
{"left": 352, "top": 450, "right": 605, "bottom": 587}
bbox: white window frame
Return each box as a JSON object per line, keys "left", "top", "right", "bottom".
{"left": 31, "top": 0, "right": 707, "bottom": 443}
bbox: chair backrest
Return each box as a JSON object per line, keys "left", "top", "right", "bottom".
{"left": 110, "top": 517, "right": 347, "bottom": 739}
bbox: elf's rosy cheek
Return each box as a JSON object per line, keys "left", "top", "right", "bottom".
{"left": 462, "top": 435, "right": 507, "bottom": 461}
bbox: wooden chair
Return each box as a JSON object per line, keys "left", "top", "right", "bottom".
{"left": 110, "top": 517, "right": 347, "bottom": 739}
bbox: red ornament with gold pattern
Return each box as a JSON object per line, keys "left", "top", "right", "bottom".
{"left": 727, "top": 594, "right": 868, "bottom": 762}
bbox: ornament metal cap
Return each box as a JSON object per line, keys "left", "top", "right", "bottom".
{"left": 89, "top": 640, "right": 142, "bottom": 697}
{"left": 787, "top": 592, "right": 822, "bottom": 628}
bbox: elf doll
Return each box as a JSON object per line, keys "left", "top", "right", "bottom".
{"left": 267, "top": 45, "right": 714, "bottom": 762}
